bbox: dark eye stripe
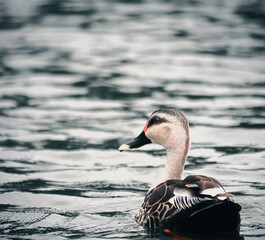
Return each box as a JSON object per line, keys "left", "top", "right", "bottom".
{"left": 147, "top": 116, "right": 167, "bottom": 128}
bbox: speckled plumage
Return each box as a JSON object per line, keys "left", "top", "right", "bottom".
{"left": 135, "top": 175, "right": 241, "bottom": 232}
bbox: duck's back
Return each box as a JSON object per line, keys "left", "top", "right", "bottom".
{"left": 135, "top": 175, "right": 241, "bottom": 233}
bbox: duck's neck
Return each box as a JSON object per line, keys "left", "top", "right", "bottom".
{"left": 165, "top": 137, "right": 190, "bottom": 180}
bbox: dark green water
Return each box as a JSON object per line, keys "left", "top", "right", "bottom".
{"left": 0, "top": 0, "right": 264, "bottom": 239}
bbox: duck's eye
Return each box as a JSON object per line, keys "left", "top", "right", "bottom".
{"left": 148, "top": 116, "right": 166, "bottom": 128}
{"left": 154, "top": 117, "right": 160, "bottom": 123}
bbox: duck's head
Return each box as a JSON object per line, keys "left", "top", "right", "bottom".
{"left": 119, "top": 109, "right": 189, "bottom": 151}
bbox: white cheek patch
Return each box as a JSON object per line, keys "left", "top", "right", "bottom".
{"left": 146, "top": 125, "right": 165, "bottom": 145}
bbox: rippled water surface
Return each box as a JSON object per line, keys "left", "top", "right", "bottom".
{"left": 0, "top": 0, "right": 265, "bottom": 239}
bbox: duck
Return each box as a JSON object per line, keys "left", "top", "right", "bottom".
{"left": 119, "top": 108, "right": 241, "bottom": 233}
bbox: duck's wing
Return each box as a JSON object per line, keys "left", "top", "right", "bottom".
{"left": 182, "top": 175, "right": 234, "bottom": 200}
{"left": 135, "top": 175, "right": 241, "bottom": 232}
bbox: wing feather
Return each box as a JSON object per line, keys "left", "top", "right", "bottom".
{"left": 135, "top": 175, "right": 235, "bottom": 228}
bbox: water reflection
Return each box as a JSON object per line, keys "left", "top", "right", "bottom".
{"left": 145, "top": 228, "right": 244, "bottom": 240}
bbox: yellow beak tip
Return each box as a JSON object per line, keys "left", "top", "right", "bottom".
{"left": 118, "top": 144, "right": 131, "bottom": 152}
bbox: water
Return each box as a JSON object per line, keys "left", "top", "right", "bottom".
{"left": 0, "top": 0, "right": 264, "bottom": 239}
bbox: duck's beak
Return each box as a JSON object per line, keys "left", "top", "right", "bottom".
{"left": 119, "top": 130, "right": 151, "bottom": 151}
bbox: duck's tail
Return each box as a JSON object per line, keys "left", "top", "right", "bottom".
{"left": 166, "top": 200, "right": 241, "bottom": 233}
